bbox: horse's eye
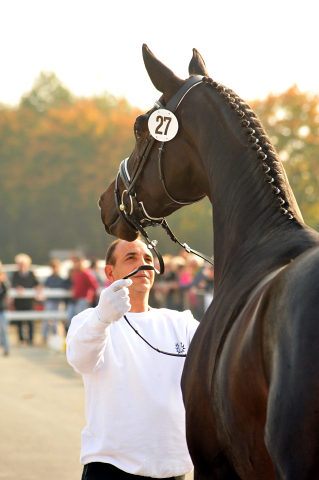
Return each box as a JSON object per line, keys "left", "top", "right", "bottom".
{"left": 135, "top": 129, "right": 142, "bottom": 140}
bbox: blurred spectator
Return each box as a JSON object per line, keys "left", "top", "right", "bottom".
{"left": 0, "top": 264, "right": 10, "bottom": 355}
{"left": 150, "top": 252, "right": 214, "bottom": 316}
{"left": 88, "top": 258, "right": 104, "bottom": 307}
{"left": 178, "top": 260, "right": 198, "bottom": 314}
{"left": 4, "top": 250, "right": 213, "bottom": 341}
{"left": 148, "top": 257, "right": 164, "bottom": 308}
{"left": 10, "top": 253, "right": 39, "bottom": 345}
{"left": 70, "top": 256, "right": 99, "bottom": 316}
{"left": 162, "top": 256, "right": 186, "bottom": 311}
{"left": 42, "top": 258, "right": 66, "bottom": 343}
{"left": 178, "top": 248, "right": 190, "bottom": 261}
{"left": 179, "top": 258, "right": 214, "bottom": 317}
{"left": 89, "top": 258, "right": 104, "bottom": 286}
{"left": 199, "top": 263, "right": 214, "bottom": 311}
{"left": 63, "top": 266, "right": 75, "bottom": 334}
{"left": 195, "top": 263, "right": 214, "bottom": 291}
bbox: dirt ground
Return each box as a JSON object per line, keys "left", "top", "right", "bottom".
{"left": 0, "top": 323, "right": 194, "bottom": 480}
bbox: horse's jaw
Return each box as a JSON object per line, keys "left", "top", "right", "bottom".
{"left": 106, "top": 215, "right": 139, "bottom": 242}
{"left": 100, "top": 203, "right": 138, "bottom": 241}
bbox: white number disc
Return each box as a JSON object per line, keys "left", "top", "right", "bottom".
{"left": 148, "top": 109, "right": 179, "bottom": 142}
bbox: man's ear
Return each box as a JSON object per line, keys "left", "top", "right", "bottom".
{"left": 105, "top": 265, "right": 114, "bottom": 283}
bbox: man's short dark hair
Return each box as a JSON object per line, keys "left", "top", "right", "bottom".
{"left": 105, "top": 237, "right": 148, "bottom": 266}
{"left": 105, "top": 239, "right": 123, "bottom": 266}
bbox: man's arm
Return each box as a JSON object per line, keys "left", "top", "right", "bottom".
{"left": 66, "top": 279, "right": 132, "bottom": 374}
{"left": 66, "top": 308, "right": 111, "bottom": 374}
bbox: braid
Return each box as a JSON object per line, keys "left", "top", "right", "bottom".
{"left": 202, "top": 76, "right": 294, "bottom": 221}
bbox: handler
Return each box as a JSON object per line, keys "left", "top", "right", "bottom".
{"left": 66, "top": 238, "right": 199, "bottom": 480}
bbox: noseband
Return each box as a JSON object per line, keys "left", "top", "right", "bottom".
{"left": 114, "top": 75, "right": 214, "bottom": 274}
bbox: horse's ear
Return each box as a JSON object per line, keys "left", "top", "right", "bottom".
{"left": 142, "top": 44, "right": 184, "bottom": 101}
{"left": 189, "top": 48, "right": 209, "bottom": 76}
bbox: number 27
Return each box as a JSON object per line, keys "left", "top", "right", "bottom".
{"left": 155, "top": 116, "right": 172, "bottom": 135}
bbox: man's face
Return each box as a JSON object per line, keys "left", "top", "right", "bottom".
{"left": 106, "top": 240, "right": 155, "bottom": 294}
{"left": 17, "top": 260, "right": 29, "bottom": 272}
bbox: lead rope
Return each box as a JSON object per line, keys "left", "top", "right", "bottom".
{"left": 160, "top": 219, "right": 214, "bottom": 267}
{"left": 122, "top": 265, "right": 187, "bottom": 357}
{"left": 123, "top": 314, "right": 186, "bottom": 357}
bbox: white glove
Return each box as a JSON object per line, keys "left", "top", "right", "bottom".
{"left": 95, "top": 279, "right": 132, "bottom": 324}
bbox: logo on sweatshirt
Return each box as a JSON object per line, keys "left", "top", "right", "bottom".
{"left": 175, "top": 342, "right": 186, "bottom": 354}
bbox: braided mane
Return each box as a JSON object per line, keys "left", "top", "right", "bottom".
{"left": 202, "top": 76, "right": 295, "bottom": 221}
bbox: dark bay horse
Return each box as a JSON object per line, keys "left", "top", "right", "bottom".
{"left": 99, "top": 45, "right": 319, "bottom": 479}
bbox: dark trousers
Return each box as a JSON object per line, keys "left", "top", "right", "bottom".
{"left": 14, "top": 320, "right": 34, "bottom": 343}
{"left": 81, "top": 462, "right": 186, "bottom": 480}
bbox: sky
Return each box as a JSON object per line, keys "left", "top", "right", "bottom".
{"left": 1, "top": 0, "right": 319, "bottom": 111}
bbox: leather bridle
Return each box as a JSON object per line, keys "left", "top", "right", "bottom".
{"left": 114, "top": 75, "right": 214, "bottom": 274}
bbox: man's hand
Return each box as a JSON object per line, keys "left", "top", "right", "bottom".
{"left": 95, "top": 279, "right": 132, "bottom": 324}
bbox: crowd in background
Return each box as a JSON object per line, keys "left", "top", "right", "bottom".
{"left": 0, "top": 249, "right": 214, "bottom": 356}
{"left": 150, "top": 251, "right": 214, "bottom": 318}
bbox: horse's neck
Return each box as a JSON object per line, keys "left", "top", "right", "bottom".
{"left": 196, "top": 97, "right": 315, "bottom": 288}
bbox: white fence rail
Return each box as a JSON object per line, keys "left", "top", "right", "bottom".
{"left": 5, "top": 287, "right": 213, "bottom": 321}
{"left": 6, "top": 310, "right": 69, "bottom": 321}
{"left": 5, "top": 288, "right": 71, "bottom": 321}
{"left": 7, "top": 288, "right": 72, "bottom": 299}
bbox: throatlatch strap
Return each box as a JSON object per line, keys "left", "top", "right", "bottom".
{"left": 161, "top": 220, "right": 214, "bottom": 267}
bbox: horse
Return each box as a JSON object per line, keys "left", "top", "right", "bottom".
{"left": 99, "top": 44, "right": 319, "bottom": 480}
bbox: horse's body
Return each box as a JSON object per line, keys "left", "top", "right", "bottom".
{"left": 99, "top": 45, "right": 319, "bottom": 479}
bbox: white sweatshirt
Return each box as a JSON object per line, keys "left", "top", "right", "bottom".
{"left": 66, "top": 307, "right": 199, "bottom": 478}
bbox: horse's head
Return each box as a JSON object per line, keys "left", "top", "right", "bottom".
{"left": 99, "top": 44, "right": 210, "bottom": 242}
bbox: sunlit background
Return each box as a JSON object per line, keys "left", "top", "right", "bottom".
{"left": 2, "top": 0, "right": 319, "bottom": 109}
{"left": 1, "top": 3, "right": 319, "bottom": 478}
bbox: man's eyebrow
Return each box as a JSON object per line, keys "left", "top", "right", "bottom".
{"left": 123, "top": 251, "right": 153, "bottom": 261}
{"left": 124, "top": 251, "right": 138, "bottom": 258}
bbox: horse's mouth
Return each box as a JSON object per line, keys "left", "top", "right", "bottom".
{"left": 104, "top": 223, "right": 111, "bottom": 235}
{"left": 101, "top": 211, "right": 119, "bottom": 236}
{"left": 98, "top": 193, "right": 117, "bottom": 236}
{"left": 107, "top": 216, "right": 120, "bottom": 236}
{"left": 99, "top": 185, "right": 138, "bottom": 242}
{"left": 104, "top": 215, "right": 139, "bottom": 242}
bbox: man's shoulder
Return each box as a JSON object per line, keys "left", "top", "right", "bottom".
{"left": 73, "top": 307, "right": 95, "bottom": 320}
{"left": 69, "top": 307, "right": 95, "bottom": 328}
{"left": 151, "top": 307, "right": 197, "bottom": 322}
{"left": 150, "top": 308, "right": 199, "bottom": 340}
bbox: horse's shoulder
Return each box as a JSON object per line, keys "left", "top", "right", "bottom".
{"left": 263, "top": 244, "right": 319, "bottom": 306}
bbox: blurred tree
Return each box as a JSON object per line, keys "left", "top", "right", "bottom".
{"left": 20, "top": 71, "right": 73, "bottom": 113}
{"left": 0, "top": 76, "right": 318, "bottom": 265}
{"left": 0, "top": 73, "right": 140, "bottom": 263}
{"left": 250, "top": 86, "right": 319, "bottom": 230}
